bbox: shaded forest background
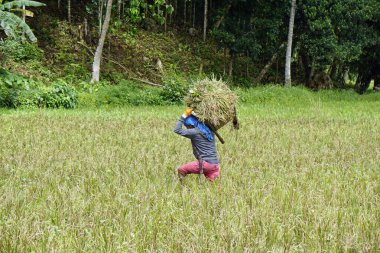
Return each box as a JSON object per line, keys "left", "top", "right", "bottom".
{"left": 1, "top": 0, "right": 380, "bottom": 109}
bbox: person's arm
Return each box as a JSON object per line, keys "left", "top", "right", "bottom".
{"left": 173, "top": 116, "right": 198, "bottom": 138}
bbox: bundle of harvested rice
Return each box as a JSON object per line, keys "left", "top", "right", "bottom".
{"left": 184, "top": 77, "right": 238, "bottom": 130}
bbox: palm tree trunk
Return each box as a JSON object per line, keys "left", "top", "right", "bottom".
{"left": 285, "top": 0, "right": 296, "bottom": 86}
{"left": 68, "top": 0, "right": 71, "bottom": 23}
{"left": 99, "top": 0, "right": 104, "bottom": 35}
{"left": 91, "top": 0, "right": 113, "bottom": 83}
{"left": 256, "top": 43, "right": 285, "bottom": 83}
{"left": 213, "top": 4, "right": 231, "bottom": 29}
{"left": 203, "top": 0, "right": 208, "bottom": 41}
{"left": 229, "top": 52, "right": 235, "bottom": 77}
{"left": 165, "top": 7, "right": 167, "bottom": 33}
{"left": 183, "top": 0, "right": 187, "bottom": 26}
{"left": 192, "top": 0, "right": 195, "bottom": 28}
{"left": 117, "top": 0, "right": 121, "bottom": 19}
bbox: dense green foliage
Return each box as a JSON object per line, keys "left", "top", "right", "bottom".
{"left": 295, "top": 0, "right": 380, "bottom": 90}
{"left": 0, "top": 38, "right": 43, "bottom": 61}
{"left": 0, "top": 70, "right": 77, "bottom": 108}
{"left": 0, "top": 0, "right": 379, "bottom": 106}
{"left": 208, "top": 0, "right": 380, "bottom": 89}
{"left": 160, "top": 72, "right": 190, "bottom": 104}
{"left": 94, "top": 80, "right": 165, "bottom": 106}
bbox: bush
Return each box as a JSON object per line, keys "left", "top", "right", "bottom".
{"left": 0, "top": 71, "right": 77, "bottom": 109}
{"left": 0, "top": 70, "right": 39, "bottom": 107}
{"left": 16, "top": 88, "right": 45, "bottom": 108}
{"left": 160, "top": 73, "right": 189, "bottom": 104}
{"left": 235, "top": 84, "right": 314, "bottom": 106}
{"left": 42, "top": 80, "right": 78, "bottom": 109}
{"left": 94, "top": 80, "right": 166, "bottom": 106}
{"left": 63, "top": 64, "right": 90, "bottom": 81}
{"left": 77, "top": 91, "right": 97, "bottom": 108}
{"left": 0, "top": 39, "right": 43, "bottom": 62}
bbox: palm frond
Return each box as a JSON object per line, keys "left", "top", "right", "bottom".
{"left": 10, "top": 8, "right": 35, "bottom": 17}
{"left": 0, "top": 10, "right": 37, "bottom": 41}
{"left": 0, "top": 0, "right": 45, "bottom": 11}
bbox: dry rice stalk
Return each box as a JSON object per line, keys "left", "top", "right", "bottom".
{"left": 184, "top": 77, "right": 238, "bottom": 130}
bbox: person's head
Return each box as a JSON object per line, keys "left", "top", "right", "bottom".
{"left": 185, "top": 115, "right": 214, "bottom": 142}
{"left": 184, "top": 115, "right": 198, "bottom": 129}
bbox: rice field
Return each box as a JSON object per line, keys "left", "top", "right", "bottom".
{"left": 1, "top": 88, "right": 380, "bottom": 252}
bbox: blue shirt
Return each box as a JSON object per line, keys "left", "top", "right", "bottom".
{"left": 173, "top": 117, "right": 219, "bottom": 164}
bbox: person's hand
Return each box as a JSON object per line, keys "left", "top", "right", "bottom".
{"left": 182, "top": 108, "right": 192, "bottom": 118}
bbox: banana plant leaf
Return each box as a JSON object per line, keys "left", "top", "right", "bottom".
{"left": 0, "top": 0, "right": 45, "bottom": 10}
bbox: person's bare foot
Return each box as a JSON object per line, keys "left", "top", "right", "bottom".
{"left": 178, "top": 172, "right": 186, "bottom": 182}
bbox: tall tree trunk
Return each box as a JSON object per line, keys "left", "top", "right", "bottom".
{"left": 223, "top": 47, "right": 227, "bottom": 76}
{"left": 169, "top": 0, "right": 172, "bottom": 24}
{"left": 91, "top": 0, "right": 113, "bottom": 83}
{"left": 165, "top": 5, "right": 167, "bottom": 33}
{"left": 229, "top": 52, "right": 235, "bottom": 77}
{"left": 285, "top": 0, "right": 296, "bottom": 86}
{"left": 68, "top": 0, "right": 71, "bottom": 23}
{"left": 99, "top": 0, "right": 104, "bottom": 35}
{"left": 173, "top": 0, "right": 177, "bottom": 22}
{"left": 246, "top": 50, "right": 249, "bottom": 78}
{"left": 256, "top": 43, "right": 285, "bottom": 83}
{"left": 355, "top": 74, "right": 372, "bottom": 94}
{"left": 275, "top": 59, "right": 279, "bottom": 83}
{"left": 300, "top": 51, "right": 311, "bottom": 85}
{"left": 117, "top": 0, "right": 121, "bottom": 19}
{"left": 329, "top": 61, "right": 337, "bottom": 79}
{"left": 84, "top": 17, "right": 89, "bottom": 42}
{"left": 121, "top": 0, "right": 125, "bottom": 18}
{"left": 58, "top": 0, "right": 60, "bottom": 9}
{"left": 257, "top": 54, "right": 278, "bottom": 84}
{"left": 183, "top": 0, "right": 187, "bottom": 26}
{"left": 192, "top": 0, "right": 195, "bottom": 28}
{"left": 374, "top": 76, "right": 380, "bottom": 90}
{"left": 203, "top": 0, "right": 208, "bottom": 41}
{"left": 213, "top": 4, "right": 231, "bottom": 29}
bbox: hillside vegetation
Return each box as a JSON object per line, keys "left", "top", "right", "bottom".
{"left": 1, "top": 0, "right": 380, "bottom": 100}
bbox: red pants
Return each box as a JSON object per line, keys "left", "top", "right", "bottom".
{"left": 178, "top": 160, "right": 220, "bottom": 181}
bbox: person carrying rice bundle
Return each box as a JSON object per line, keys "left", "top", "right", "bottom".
{"left": 173, "top": 77, "right": 238, "bottom": 182}
{"left": 174, "top": 108, "right": 220, "bottom": 182}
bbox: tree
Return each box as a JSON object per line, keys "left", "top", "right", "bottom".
{"left": 91, "top": 0, "right": 113, "bottom": 83}
{"left": 285, "top": 0, "right": 296, "bottom": 86}
{"left": 292, "top": 0, "right": 379, "bottom": 89}
{"left": 352, "top": 0, "right": 380, "bottom": 93}
{"left": 209, "top": 1, "right": 287, "bottom": 80}
{"left": 203, "top": 0, "right": 207, "bottom": 41}
{"left": 68, "top": 0, "right": 71, "bottom": 23}
{"left": 0, "top": 0, "right": 45, "bottom": 42}
{"left": 183, "top": 0, "right": 186, "bottom": 25}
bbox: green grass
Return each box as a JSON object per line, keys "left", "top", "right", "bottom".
{"left": 0, "top": 88, "right": 379, "bottom": 252}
